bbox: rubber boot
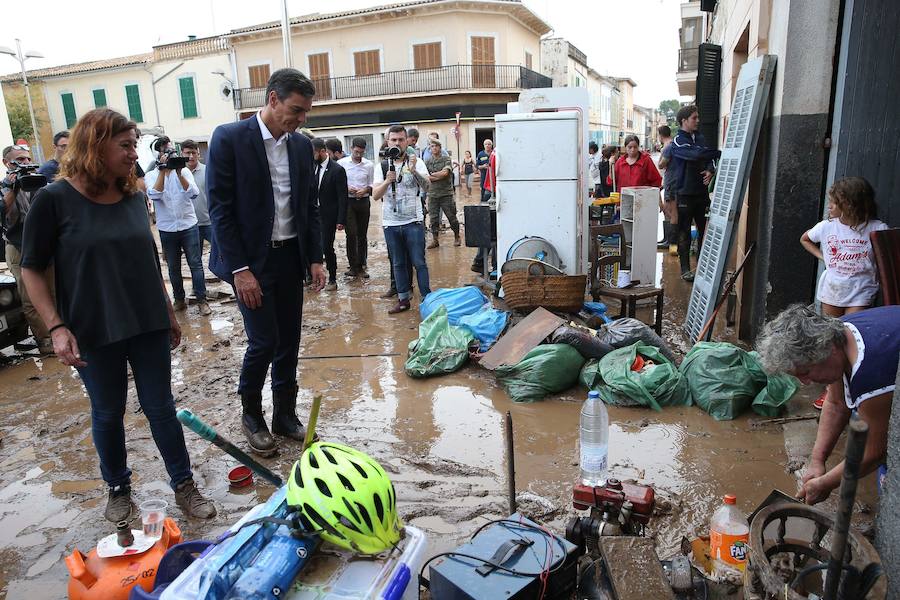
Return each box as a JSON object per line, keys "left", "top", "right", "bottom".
{"left": 427, "top": 232, "right": 439, "bottom": 249}
{"left": 658, "top": 221, "right": 670, "bottom": 249}
{"left": 272, "top": 385, "right": 306, "bottom": 441}
{"left": 678, "top": 232, "right": 694, "bottom": 281}
{"left": 241, "top": 391, "right": 276, "bottom": 456}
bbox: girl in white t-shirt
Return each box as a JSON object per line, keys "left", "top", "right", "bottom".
{"left": 801, "top": 176, "right": 887, "bottom": 317}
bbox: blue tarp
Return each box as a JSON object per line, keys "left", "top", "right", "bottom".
{"left": 458, "top": 306, "right": 509, "bottom": 352}
{"left": 420, "top": 286, "right": 490, "bottom": 326}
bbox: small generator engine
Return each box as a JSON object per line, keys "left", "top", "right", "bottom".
{"left": 565, "top": 479, "right": 655, "bottom": 555}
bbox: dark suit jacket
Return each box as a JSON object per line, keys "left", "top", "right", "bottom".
{"left": 315, "top": 158, "right": 348, "bottom": 227}
{"left": 206, "top": 116, "right": 324, "bottom": 284}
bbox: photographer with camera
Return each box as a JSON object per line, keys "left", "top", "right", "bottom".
{"left": 144, "top": 137, "right": 211, "bottom": 316}
{"left": 373, "top": 125, "right": 431, "bottom": 314}
{"left": 2, "top": 144, "right": 54, "bottom": 353}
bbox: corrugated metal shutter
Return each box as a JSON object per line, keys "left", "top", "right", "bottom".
{"left": 685, "top": 55, "right": 777, "bottom": 342}
{"left": 695, "top": 43, "right": 722, "bottom": 151}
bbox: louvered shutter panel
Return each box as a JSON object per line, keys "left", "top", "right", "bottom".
{"left": 695, "top": 43, "right": 722, "bottom": 151}
{"left": 684, "top": 55, "right": 777, "bottom": 342}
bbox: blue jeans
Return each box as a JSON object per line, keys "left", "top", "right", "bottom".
{"left": 77, "top": 329, "right": 192, "bottom": 490}
{"left": 159, "top": 225, "right": 206, "bottom": 301}
{"left": 384, "top": 222, "right": 431, "bottom": 301}
{"left": 236, "top": 243, "right": 303, "bottom": 395}
{"left": 198, "top": 224, "right": 213, "bottom": 247}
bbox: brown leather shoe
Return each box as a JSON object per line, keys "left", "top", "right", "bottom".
{"left": 379, "top": 287, "right": 398, "bottom": 299}
{"left": 388, "top": 299, "right": 411, "bottom": 314}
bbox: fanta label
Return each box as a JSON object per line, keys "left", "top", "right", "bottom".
{"left": 710, "top": 530, "right": 749, "bottom": 571}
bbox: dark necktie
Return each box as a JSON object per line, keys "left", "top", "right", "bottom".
{"left": 315, "top": 163, "right": 322, "bottom": 189}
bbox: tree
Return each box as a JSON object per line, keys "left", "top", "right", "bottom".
{"left": 658, "top": 99, "right": 681, "bottom": 127}
{"left": 5, "top": 92, "right": 42, "bottom": 145}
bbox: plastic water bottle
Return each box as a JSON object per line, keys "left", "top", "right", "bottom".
{"left": 580, "top": 391, "right": 609, "bottom": 486}
{"left": 710, "top": 494, "right": 750, "bottom": 577}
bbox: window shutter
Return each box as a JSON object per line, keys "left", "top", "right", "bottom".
{"left": 92, "top": 89, "right": 107, "bottom": 108}
{"left": 354, "top": 50, "right": 380, "bottom": 76}
{"left": 179, "top": 76, "right": 198, "bottom": 118}
{"left": 61, "top": 93, "right": 77, "bottom": 128}
{"left": 695, "top": 43, "right": 722, "bottom": 150}
{"left": 248, "top": 64, "right": 271, "bottom": 89}
{"left": 413, "top": 42, "right": 441, "bottom": 69}
{"left": 308, "top": 53, "right": 332, "bottom": 100}
{"left": 125, "top": 85, "right": 143, "bottom": 123}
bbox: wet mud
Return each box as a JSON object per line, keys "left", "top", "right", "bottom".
{"left": 0, "top": 192, "right": 879, "bottom": 598}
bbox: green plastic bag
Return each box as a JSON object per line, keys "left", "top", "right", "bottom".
{"left": 580, "top": 342, "right": 689, "bottom": 411}
{"left": 405, "top": 306, "right": 475, "bottom": 378}
{"left": 679, "top": 342, "right": 799, "bottom": 420}
{"left": 495, "top": 344, "right": 585, "bottom": 403}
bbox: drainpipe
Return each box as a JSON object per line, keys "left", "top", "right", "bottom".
{"left": 143, "top": 61, "right": 185, "bottom": 130}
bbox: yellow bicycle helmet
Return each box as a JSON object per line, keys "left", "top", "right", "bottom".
{"left": 287, "top": 442, "right": 403, "bottom": 555}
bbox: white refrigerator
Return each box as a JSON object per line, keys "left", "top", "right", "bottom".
{"left": 494, "top": 111, "right": 588, "bottom": 275}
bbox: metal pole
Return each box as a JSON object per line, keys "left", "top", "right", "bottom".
{"left": 823, "top": 416, "right": 868, "bottom": 600}
{"left": 505, "top": 411, "right": 516, "bottom": 515}
{"left": 280, "top": 0, "right": 293, "bottom": 68}
{"left": 15, "top": 39, "right": 43, "bottom": 163}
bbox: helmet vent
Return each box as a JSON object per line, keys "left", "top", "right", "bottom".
{"left": 351, "top": 460, "right": 368, "bottom": 479}
{"left": 338, "top": 513, "right": 361, "bottom": 533}
{"left": 373, "top": 493, "right": 385, "bottom": 523}
{"left": 293, "top": 466, "right": 304, "bottom": 488}
{"left": 389, "top": 483, "right": 396, "bottom": 510}
{"left": 305, "top": 503, "right": 345, "bottom": 539}
{"left": 322, "top": 448, "right": 339, "bottom": 465}
{"left": 342, "top": 497, "right": 360, "bottom": 522}
{"left": 355, "top": 501, "right": 374, "bottom": 531}
{"left": 309, "top": 453, "right": 320, "bottom": 469}
{"left": 337, "top": 473, "right": 355, "bottom": 491}
{"left": 315, "top": 477, "right": 332, "bottom": 497}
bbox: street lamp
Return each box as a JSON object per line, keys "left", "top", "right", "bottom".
{"left": 0, "top": 39, "right": 45, "bottom": 163}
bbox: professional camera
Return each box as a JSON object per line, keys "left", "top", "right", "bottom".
{"left": 6, "top": 164, "right": 47, "bottom": 193}
{"left": 157, "top": 151, "right": 189, "bottom": 171}
{"left": 379, "top": 146, "right": 403, "bottom": 160}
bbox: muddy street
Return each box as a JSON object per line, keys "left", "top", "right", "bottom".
{"left": 0, "top": 193, "right": 879, "bottom": 598}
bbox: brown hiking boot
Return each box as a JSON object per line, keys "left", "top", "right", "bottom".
{"left": 104, "top": 484, "right": 136, "bottom": 523}
{"left": 174, "top": 478, "right": 217, "bottom": 519}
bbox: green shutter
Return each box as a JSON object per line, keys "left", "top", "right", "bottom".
{"left": 179, "top": 76, "right": 198, "bottom": 118}
{"left": 125, "top": 84, "right": 143, "bottom": 123}
{"left": 92, "top": 88, "right": 107, "bottom": 108}
{"left": 61, "top": 93, "right": 77, "bottom": 128}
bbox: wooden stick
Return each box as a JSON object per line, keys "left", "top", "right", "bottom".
{"left": 303, "top": 395, "right": 323, "bottom": 451}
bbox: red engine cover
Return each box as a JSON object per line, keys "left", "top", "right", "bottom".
{"left": 572, "top": 482, "right": 655, "bottom": 517}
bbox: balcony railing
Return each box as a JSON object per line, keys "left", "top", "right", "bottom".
{"left": 678, "top": 47, "right": 699, "bottom": 73}
{"left": 233, "top": 64, "right": 553, "bottom": 110}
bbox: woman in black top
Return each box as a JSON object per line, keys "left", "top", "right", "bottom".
{"left": 21, "top": 109, "right": 216, "bottom": 523}
{"left": 461, "top": 150, "right": 475, "bottom": 198}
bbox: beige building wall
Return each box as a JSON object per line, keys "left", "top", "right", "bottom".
{"left": 150, "top": 53, "right": 236, "bottom": 142}
{"left": 233, "top": 11, "right": 540, "bottom": 87}
{"left": 41, "top": 67, "right": 153, "bottom": 133}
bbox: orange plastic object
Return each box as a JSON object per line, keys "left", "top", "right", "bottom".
{"left": 66, "top": 517, "right": 182, "bottom": 600}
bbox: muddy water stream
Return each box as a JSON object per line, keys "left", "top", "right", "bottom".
{"left": 0, "top": 194, "right": 879, "bottom": 598}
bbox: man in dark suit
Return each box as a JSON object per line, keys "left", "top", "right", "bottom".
{"left": 207, "top": 69, "right": 326, "bottom": 456}
{"left": 311, "top": 138, "right": 347, "bottom": 291}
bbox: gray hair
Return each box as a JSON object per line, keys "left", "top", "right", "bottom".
{"left": 756, "top": 304, "right": 847, "bottom": 373}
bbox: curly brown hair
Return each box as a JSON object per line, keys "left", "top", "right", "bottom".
{"left": 59, "top": 108, "right": 139, "bottom": 197}
{"left": 828, "top": 176, "right": 878, "bottom": 227}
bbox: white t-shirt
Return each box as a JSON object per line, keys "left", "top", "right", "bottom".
{"left": 807, "top": 218, "right": 888, "bottom": 307}
{"left": 374, "top": 155, "right": 429, "bottom": 227}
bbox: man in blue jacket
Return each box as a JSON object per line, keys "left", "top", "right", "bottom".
{"left": 664, "top": 105, "right": 721, "bottom": 281}
{"left": 207, "top": 68, "right": 326, "bottom": 456}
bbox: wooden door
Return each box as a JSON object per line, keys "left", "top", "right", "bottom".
{"left": 471, "top": 36, "right": 495, "bottom": 88}
{"left": 308, "top": 53, "right": 332, "bottom": 100}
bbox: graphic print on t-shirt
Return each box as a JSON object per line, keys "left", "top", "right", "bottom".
{"left": 824, "top": 233, "right": 872, "bottom": 276}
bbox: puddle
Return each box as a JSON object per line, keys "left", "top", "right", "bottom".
{"left": 0, "top": 191, "right": 880, "bottom": 595}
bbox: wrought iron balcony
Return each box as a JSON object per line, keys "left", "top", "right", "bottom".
{"left": 678, "top": 47, "right": 699, "bottom": 73}
{"left": 232, "top": 64, "right": 553, "bottom": 110}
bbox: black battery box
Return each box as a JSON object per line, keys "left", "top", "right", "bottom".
{"left": 428, "top": 514, "right": 579, "bottom": 600}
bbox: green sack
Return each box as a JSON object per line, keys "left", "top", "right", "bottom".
{"left": 495, "top": 344, "right": 585, "bottom": 403}
{"left": 679, "top": 342, "right": 799, "bottom": 420}
{"left": 405, "top": 305, "right": 475, "bottom": 378}
{"left": 580, "top": 342, "right": 689, "bottom": 411}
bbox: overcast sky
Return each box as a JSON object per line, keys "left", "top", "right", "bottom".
{"left": 1, "top": 0, "right": 683, "bottom": 107}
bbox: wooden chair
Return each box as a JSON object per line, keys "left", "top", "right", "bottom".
{"left": 871, "top": 227, "right": 900, "bottom": 306}
{"left": 589, "top": 224, "right": 665, "bottom": 334}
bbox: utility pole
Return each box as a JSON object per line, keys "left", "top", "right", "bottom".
{"left": 0, "top": 39, "right": 45, "bottom": 163}
{"left": 281, "top": 0, "right": 293, "bottom": 68}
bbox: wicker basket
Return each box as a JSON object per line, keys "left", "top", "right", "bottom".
{"left": 501, "top": 263, "right": 587, "bottom": 313}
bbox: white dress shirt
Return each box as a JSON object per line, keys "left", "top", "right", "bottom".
{"left": 145, "top": 167, "right": 199, "bottom": 233}
{"left": 256, "top": 112, "right": 296, "bottom": 241}
{"left": 338, "top": 155, "right": 374, "bottom": 197}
